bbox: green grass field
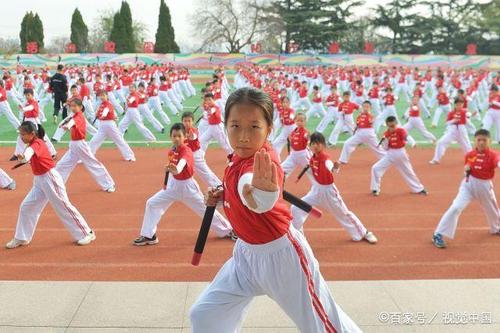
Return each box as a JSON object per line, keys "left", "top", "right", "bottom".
{"left": 0, "top": 80, "right": 494, "bottom": 149}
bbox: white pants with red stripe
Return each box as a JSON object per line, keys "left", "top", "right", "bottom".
{"left": 190, "top": 226, "right": 361, "bottom": 333}
{"left": 292, "top": 183, "right": 368, "bottom": 241}
{"left": 193, "top": 149, "right": 221, "bottom": 188}
{"left": 432, "top": 125, "right": 472, "bottom": 162}
{"left": 435, "top": 176, "right": 500, "bottom": 239}
{"left": 200, "top": 124, "right": 233, "bottom": 155}
{"left": 140, "top": 177, "right": 231, "bottom": 238}
{"left": 0, "top": 101, "right": 21, "bottom": 129}
{"left": 0, "top": 168, "right": 14, "bottom": 188}
{"left": 56, "top": 140, "right": 115, "bottom": 191}
{"left": 371, "top": 148, "right": 425, "bottom": 193}
{"left": 14, "top": 168, "right": 91, "bottom": 242}
{"left": 272, "top": 124, "right": 297, "bottom": 156}
{"left": 138, "top": 104, "right": 164, "bottom": 132}
{"left": 89, "top": 120, "right": 135, "bottom": 161}
{"left": 118, "top": 107, "right": 156, "bottom": 142}
{"left": 339, "top": 128, "right": 386, "bottom": 164}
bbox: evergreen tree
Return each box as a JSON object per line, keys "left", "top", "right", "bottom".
{"left": 110, "top": 11, "right": 127, "bottom": 53}
{"left": 154, "top": 0, "right": 180, "bottom": 53}
{"left": 32, "top": 13, "right": 44, "bottom": 50}
{"left": 70, "top": 8, "right": 89, "bottom": 52}
{"left": 119, "top": 1, "right": 135, "bottom": 52}
{"left": 19, "top": 11, "right": 44, "bottom": 52}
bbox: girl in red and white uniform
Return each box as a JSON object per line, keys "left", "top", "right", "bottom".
{"left": 105, "top": 74, "right": 124, "bottom": 115}
{"left": 6, "top": 121, "right": 95, "bottom": 249}
{"left": 433, "top": 129, "right": 499, "bottom": 248}
{"left": 0, "top": 168, "right": 16, "bottom": 190}
{"left": 146, "top": 77, "right": 171, "bottom": 126}
{"left": 482, "top": 85, "right": 500, "bottom": 143}
{"left": 315, "top": 85, "right": 338, "bottom": 132}
{"left": 137, "top": 83, "right": 165, "bottom": 133}
{"left": 78, "top": 77, "right": 95, "bottom": 121}
{"left": 190, "top": 87, "right": 362, "bottom": 333}
{"left": 292, "top": 132, "right": 378, "bottom": 244}
{"left": 367, "top": 81, "right": 381, "bottom": 115}
{"left": 339, "top": 100, "right": 386, "bottom": 164}
{"left": 89, "top": 91, "right": 136, "bottom": 161}
{"left": 133, "top": 123, "right": 233, "bottom": 246}
{"left": 55, "top": 99, "right": 116, "bottom": 192}
{"left": 182, "top": 112, "right": 221, "bottom": 188}
{"left": 293, "top": 81, "right": 312, "bottom": 111}
{"left": 306, "top": 85, "right": 326, "bottom": 119}
{"left": 199, "top": 93, "right": 233, "bottom": 155}
{"left": 328, "top": 91, "right": 357, "bottom": 146}
{"left": 272, "top": 97, "right": 297, "bottom": 155}
{"left": 403, "top": 96, "right": 436, "bottom": 145}
{"left": 371, "top": 116, "right": 427, "bottom": 196}
{"left": 430, "top": 98, "right": 472, "bottom": 164}
{"left": 158, "top": 75, "right": 180, "bottom": 115}
{"left": 65, "top": 85, "right": 97, "bottom": 137}
{"left": 281, "top": 113, "right": 312, "bottom": 177}
{"left": 375, "top": 87, "right": 399, "bottom": 132}
{"left": 119, "top": 84, "right": 157, "bottom": 142}
{"left": 431, "top": 87, "right": 452, "bottom": 127}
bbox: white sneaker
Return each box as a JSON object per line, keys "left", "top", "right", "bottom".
{"left": 105, "top": 186, "right": 116, "bottom": 193}
{"left": 364, "top": 231, "right": 378, "bottom": 244}
{"left": 429, "top": 160, "right": 439, "bottom": 165}
{"left": 77, "top": 230, "right": 96, "bottom": 246}
{"left": 6, "top": 181, "right": 16, "bottom": 190}
{"left": 6, "top": 238, "right": 30, "bottom": 249}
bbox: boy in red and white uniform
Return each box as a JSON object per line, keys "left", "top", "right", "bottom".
{"left": 199, "top": 93, "right": 233, "bottom": 155}
{"left": 281, "top": 113, "right": 311, "bottom": 177}
{"left": 133, "top": 123, "right": 234, "bottom": 246}
{"left": 272, "top": 97, "right": 297, "bottom": 155}
{"left": 327, "top": 91, "right": 357, "bottom": 146}
{"left": 293, "top": 81, "right": 312, "bottom": 110}
{"left": 367, "top": 81, "right": 381, "bottom": 115}
{"left": 55, "top": 98, "right": 116, "bottom": 192}
{"left": 89, "top": 91, "right": 136, "bottom": 161}
{"left": 119, "top": 84, "right": 157, "bottom": 142}
{"left": 6, "top": 121, "right": 95, "bottom": 249}
{"left": 0, "top": 168, "right": 16, "bottom": 190}
{"left": 158, "top": 75, "right": 180, "bottom": 115}
{"left": 371, "top": 116, "right": 427, "bottom": 196}
{"left": 182, "top": 112, "right": 221, "bottom": 188}
{"left": 375, "top": 87, "right": 399, "bottom": 132}
{"left": 292, "top": 132, "right": 378, "bottom": 243}
{"left": 482, "top": 85, "right": 500, "bottom": 143}
{"left": 306, "top": 85, "right": 326, "bottom": 119}
{"left": 105, "top": 74, "right": 124, "bottom": 115}
{"left": 430, "top": 98, "right": 472, "bottom": 164}
{"left": 146, "top": 77, "right": 171, "bottom": 126}
{"left": 432, "top": 129, "right": 499, "bottom": 248}
{"left": 316, "top": 85, "right": 339, "bottom": 133}
{"left": 403, "top": 96, "right": 436, "bottom": 145}
{"left": 137, "top": 82, "right": 165, "bottom": 133}
{"left": 431, "top": 87, "right": 452, "bottom": 127}
{"left": 339, "top": 100, "right": 385, "bottom": 164}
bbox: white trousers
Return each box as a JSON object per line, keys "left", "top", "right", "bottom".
{"left": 139, "top": 104, "right": 164, "bottom": 132}
{"left": 432, "top": 104, "right": 451, "bottom": 127}
{"left": 14, "top": 118, "right": 57, "bottom": 156}
{"left": 307, "top": 102, "right": 326, "bottom": 119}
{"left": 339, "top": 128, "right": 386, "bottom": 164}
{"left": 403, "top": 117, "right": 436, "bottom": 143}
{"left": 371, "top": 148, "right": 425, "bottom": 193}
{"left": 89, "top": 120, "right": 135, "bottom": 161}
{"left": 292, "top": 183, "right": 368, "bottom": 241}
{"left": 294, "top": 97, "right": 312, "bottom": 111}
{"left": 140, "top": 177, "right": 231, "bottom": 238}
{"left": 435, "top": 176, "right": 500, "bottom": 239}
{"left": 272, "top": 124, "right": 297, "bottom": 156}
{"left": 148, "top": 96, "right": 171, "bottom": 125}
{"left": 56, "top": 140, "right": 115, "bottom": 190}
{"left": 0, "top": 101, "right": 21, "bottom": 129}
{"left": 14, "top": 169, "right": 92, "bottom": 242}
{"left": 375, "top": 106, "right": 399, "bottom": 132}
{"left": 316, "top": 107, "right": 338, "bottom": 133}
{"left": 328, "top": 114, "right": 354, "bottom": 145}
{"left": 190, "top": 226, "right": 362, "bottom": 333}
{"left": 0, "top": 168, "right": 14, "bottom": 188}
{"left": 158, "top": 91, "right": 179, "bottom": 115}
{"left": 200, "top": 124, "right": 233, "bottom": 155}
{"left": 370, "top": 98, "right": 381, "bottom": 115}
{"left": 482, "top": 109, "right": 500, "bottom": 142}
{"left": 108, "top": 93, "right": 124, "bottom": 115}
{"left": 432, "top": 125, "right": 472, "bottom": 162}
{"left": 281, "top": 149, "right": 312, "bottom": 176}
{"left": 193, "top": 149, "right": 221, "bottom": 188}
{"left": 118, "top": 108, "right": 156, "bottom": 142}
{"left": 167, "top": 89, "right": 183, "bottom": 110}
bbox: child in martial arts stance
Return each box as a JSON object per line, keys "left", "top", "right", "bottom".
{"left": 328, "top": 91, "right": 358, "bottom": 146}
{"left": 137, "top": 82, "right": 165, "bottom": 134}
{"left": 306, "top": 85, "right": 326, "bottom": 119}
{"left": 432, "top": 129, "right": 499, "bottom": 248}
{"left": 55, "top": 99, "right": 116, "bottom": 193}
{"left": 403, "top": 96, "right": 436, "bottom": 146}
{"left": 133, "top": 123, "right": 234, "bottom": 246}
{"left": 119, "top": 84, "right": 157, "bottom": 143}
{"left": 271, "top": 97, "right": 297, "bottom": 155}
{"left": 190, "top": 87, "right": 362, "bottom": 333}
{"left": 199, "top": 93, "right": 232, "bottom": 155}
{"left": 339, "top": 100, "right": 386, "bottom": 164}
{"left": 316, "top": 85, "right": 339, "bottom": 133}
{"left": 281, "top": 113, "right": 311, "bottom": 177}
{"left": 6, "top": 121, "right": 95, "bottom": 249}
{"left": 0, "top": 168, "right": 16, "bottom": 190}
{"left": 431, "top": 86, "right": 451, "bottom": 128}
{"left": 371, "top": 116, "right": 427, "bottom": 196}
{"left": 374, "top": 87, "right": 399, "bottom": 132}
{"left": 0, "top": 80, "right": 21, "bottom": 131}
{"left": 181, "top": 111, "right": 221, "bottom": 188}
{"left": 89, "top": 91, "right": 136, "bottom": 162}
{"left": 429, "top": 98, "right": 472, "bottom": 164}
{"left": 292, "top": 132, "right": 378, "bottom": 244}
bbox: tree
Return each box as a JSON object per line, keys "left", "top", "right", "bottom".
{"left": 45, "top": 36, "right": 70, "bottom": 53}
{"left": 110, "top": 11, "right": 127, "bottom": 53}
{"left": 119, "top": 1, "right": 135, "bottom": 52}
{"left": 32, "top": 13, "right": 45, "bottom": 50}
{"left": 19, "top": 11, "right": 45, "bottom": 52}
{"left": 0, "top": 38, "right": 21, "bottom": 55}
{"left": 154, "top": 0, "right": 180, "bottom": 53}
{"left": 70, "top": 8, "right": 89, "bottom": 52}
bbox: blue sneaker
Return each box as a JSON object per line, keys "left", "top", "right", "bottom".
{"left": 432, "top": 233, "right": 446, "bottom": 248}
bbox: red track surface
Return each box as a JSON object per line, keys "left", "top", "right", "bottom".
{"left": 0, "top": 146, "right": 498, "bottom": 281}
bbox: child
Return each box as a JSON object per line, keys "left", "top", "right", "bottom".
{"left": 78, "top": 77, "right": 95, "bottom": 121}
{"left": 6, "top": 121, "right": 95, "bottom": 249}
{"left": 306, "top": 85, "right": 326, "bottom": 119}
{"left": 147, "top": 77, "right": 171, "bottom": 126}
{"left": 374, "top": 87, "right": 399, "bottom": 132}
{"left": 293, "top": 81, "right": 312, "bottom": 110}
{"left": 292, "top": 132, "right": 378, "bottom": 244}
{"left": 328, "top": 91, "right": 357, "bottom": 146}
{"left": 272, "top": 96, "right": 296, "bottom": 155}
{"left": 199, "top": 93, "right": 233, "bottom": 155}
{"left": 0, "top": 80, "right": 21, "bottom": 130}
{"left": 403, "top": 96, "right": 436, "bottom": 145}
{"left": 133, "top": 123, "right": 234, "bottom": 246}
{"left": 55, "top": 99, "right": 116, "bottom": 193}
{"left": 432, "top": 129, "right": 499, "bottom": 248}
{"left": 158, "top": 75, "right": 180, "bottom": 115}
{"left": 190, "top": 87, "right": 362, "bottom": 333}
{"left": 339, "top": 100, "right": 386, "bottom": 164}
{"left": 105, "top": 74, "right": 124, "bottom": 115}
{"left": 0, "top": 168, "right": 16, "bottom": 190}
{"left": 119, "top": 84, "right": 157, "bottom": 143}
{"left": 367, "top": 81, "right": 381, "bottom": 115}
{"left": 482, "top": 85, "right": 500, "bottom": 143}
{"left": 66, "top": 85, "right": 97, "bottom": 137}
{"left": 182, "top": 112, "right": 221, "bottom": 188}
{"left": 371, "top": 116, "right": 427, "bottom": 196}
{"left": 137, "top": 82, "right": 165, "bottom": 134}
{"left": 89, "top": 91, "right": 136, "bottom": 162}
{"left": 430, "top": 98, "right": 472, "bottom": 164}
{"left": 431, "top": 86, "right": 451, "bottom": 127}
{"left": 316, "top": 85, "right": 339, "bottom": 133}
{"left": 281, "top": 113, "right": 311, "bottom": 177}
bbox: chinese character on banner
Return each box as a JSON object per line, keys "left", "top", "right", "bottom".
{"left": 288, "top": 42, "right": 299, "bottom": 53}
{"left": 26, "top": 42, "right": 38, "bottom": 54}
{"left": 250, "top": 42, "right": 262, "bottom": 54}
{"left": 65, "top": 43, "right": 77, "bottom": 53}
{"left": 143, "top": 42, "right": 154, "bottom": 53}
{"left": 104, "top": 41, "right": 116, "bottom": 53}
{"left": 328, "top": 42, "right": 340, "bottom": 54}
{"left": 364, "top": 41, "right": 374, "bottom": 54}
{"left": 466, "top": 43, "right": 477, "bottom": 55}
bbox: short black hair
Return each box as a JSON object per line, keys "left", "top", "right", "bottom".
{"left": 204, "top": 93, "right": 214, "bottom": 99}
{"left": 363, "top": 100, "right": 371, "bottom": 106}
{"left": 57, "top": 64, "right": 64, "bottom": 71}
{"left": 23, "top": 88, "right": 34, "bottom": 95}
{"left": 170, "top": 122, "right": 186, "bottom": 136}
{"left": 385, "top": 116, "right": 397, "bottom": 123}
{"left": 313, "top": 85, "right": 319, "bottom": 90}
{"left": 70, "top": 84, "right": 78, "bottom": 90}
{"left": 454, "top": 97, "right": 464, "bottom": 104}
{"left": 182, "top": 111, "right": 194, "bottom": 120}
{"left": 474, "top": 129, "right": 490, "bottom": 137}
{"left": 309, "top": 132, "right": 326, "bottom": 145}
{"left": 342, "top": 91, "right": 350, "bottom": 96}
